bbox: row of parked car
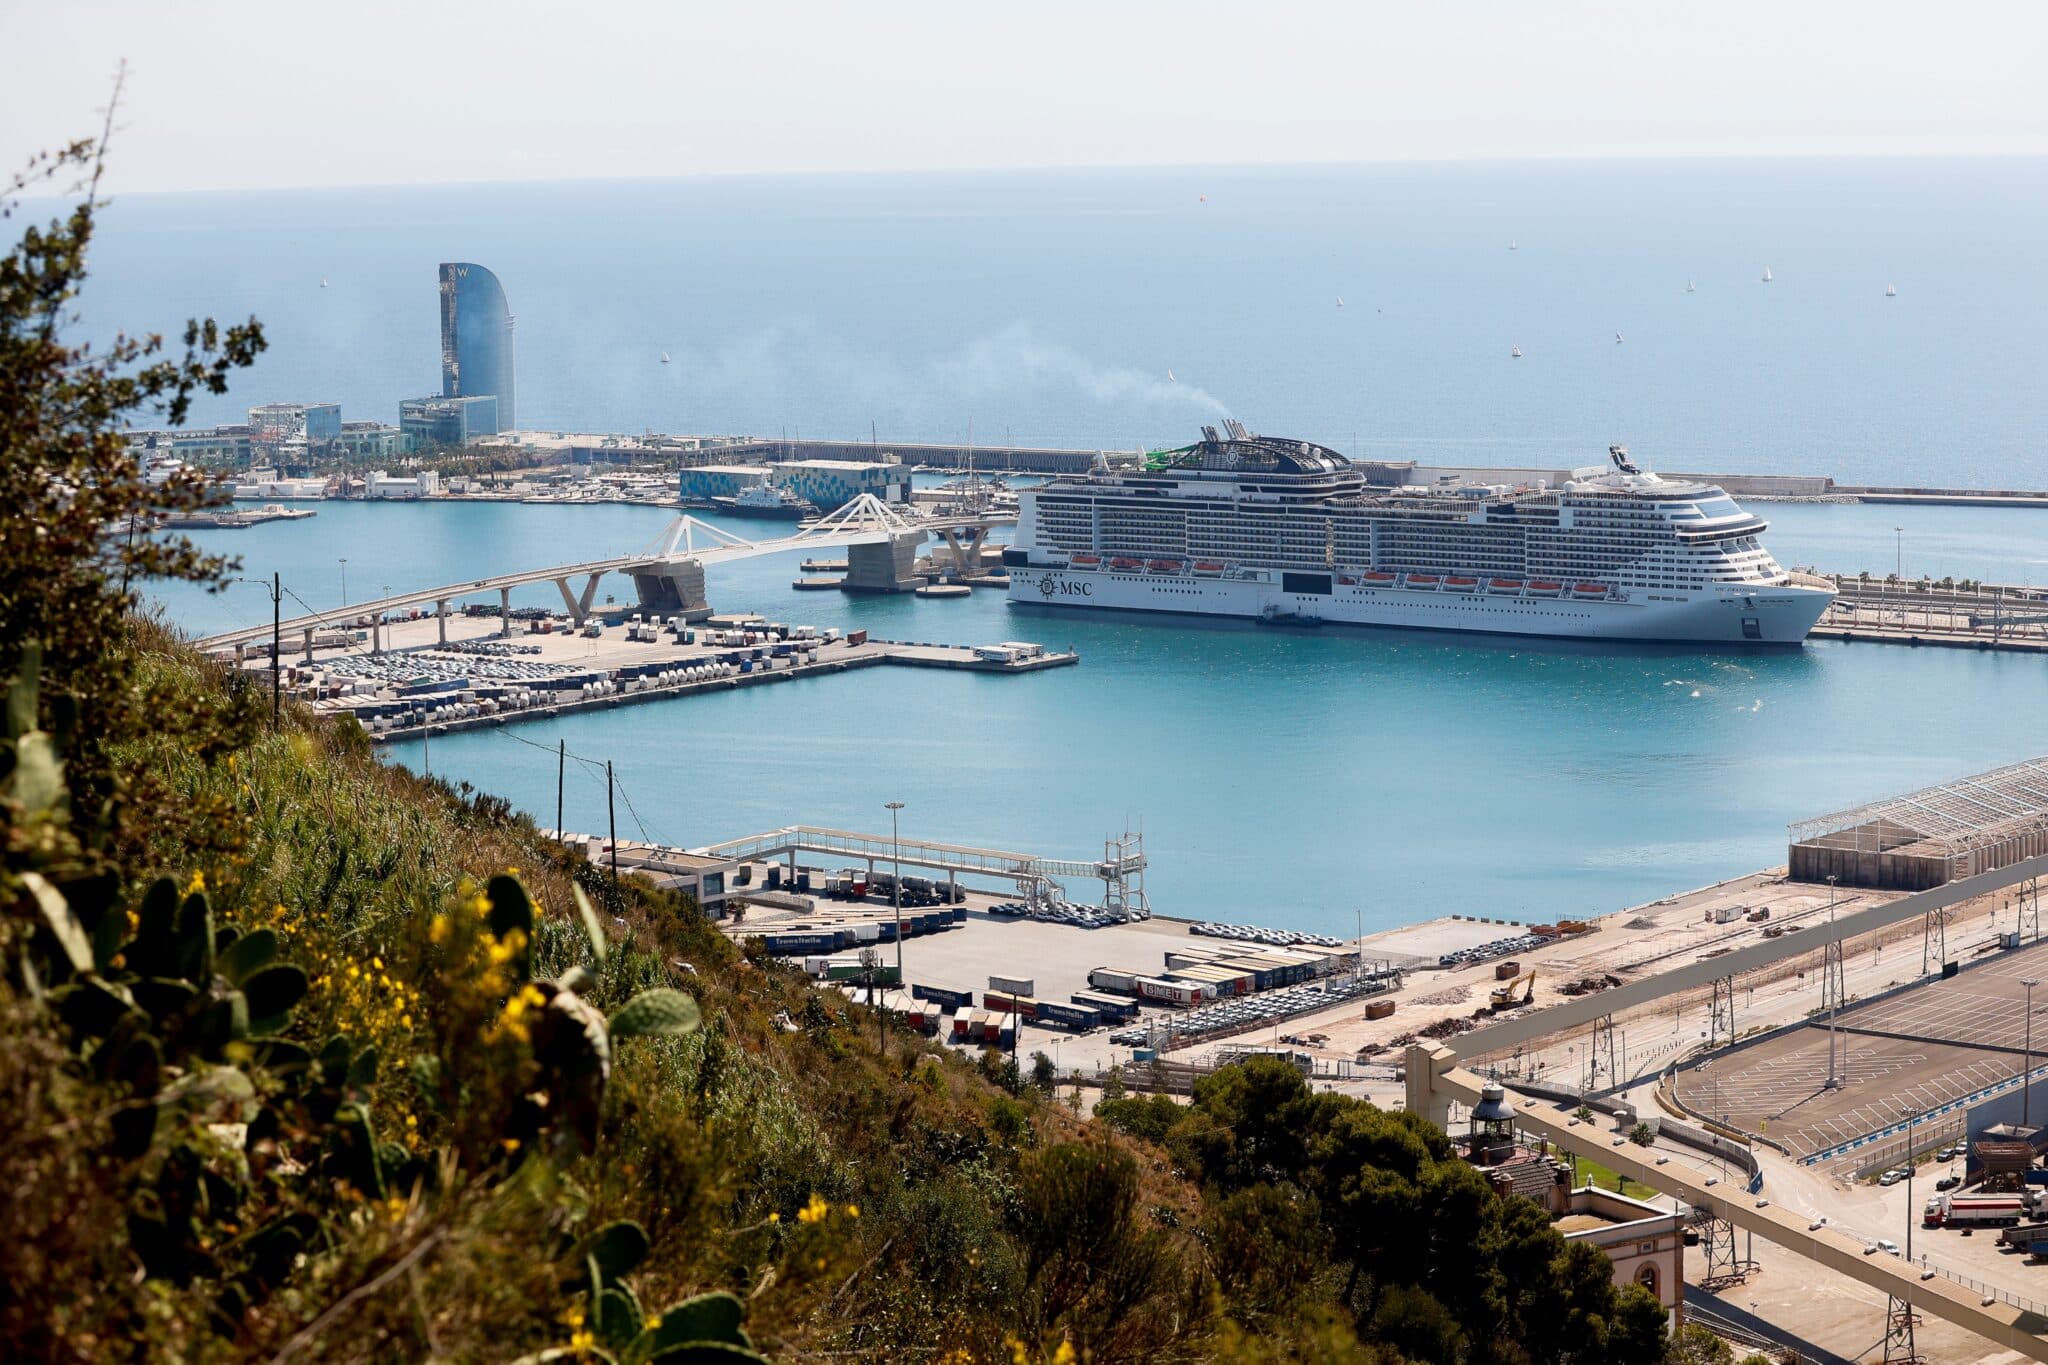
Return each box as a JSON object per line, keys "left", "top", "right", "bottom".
{"left": 988, "top": 901, "right": 1122, "bottom": 928}
{"left": 1439, "top": 932, "right": 1550, "bottom": 969}
{"left": 1877, "top": 1145, "right": 1963, "bottom": 1187}
{"left": 1191, "top": 922, "right": 1344, "bottom": 948}
{"left": 1109, "top": 976, "right": 1386, "bottom": 1048}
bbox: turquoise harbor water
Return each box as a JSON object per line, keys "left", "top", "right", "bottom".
{"left": 153, "top": 498, "right": 2048, "bottom": 936}
{"left": 103, "top": 158, "right": 2048, "bottom": 932}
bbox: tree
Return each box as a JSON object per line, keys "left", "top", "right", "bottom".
{"left": 0, "top": 79, "right": 265, "bottom": 852}
{"left": 1630, "top": 1122, "right": 1656, "bottom": 1146}
{"left": 1666, "top": 1322, "right": 1735, "bottom": 1365}
{"left": 1029, "top": 1049, "right": 1056, "bottom": 1096}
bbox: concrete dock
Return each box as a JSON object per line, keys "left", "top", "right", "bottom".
{"left": 255, "top": 609, "right": 1075, "bottom": 745}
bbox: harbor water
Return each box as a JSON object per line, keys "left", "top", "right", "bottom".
{"left": 153, "top": 497, "right": 2048, "bottom": 935}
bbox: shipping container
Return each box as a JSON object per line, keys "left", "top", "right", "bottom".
{"left": 989, "top": 973, "right": 1037, "bottom": 997}
{"left": 1072, "top": 990, "right": 1140, "bottom": 1022}
{"left": 913, "top": 983, "right": 974, "bottom": 1011}
{"left": 1088, "top": 967, "right": 1141, "bottom": 995}
{"left": 1035, "top": 1000, "right": 1102, "bottom": 1031}
{"left": 1136, "top": 976, "right": 1206, "bottom": 1006}
{"left": 982, "top": 991, "right": 1039, "bottom": 1020}
{"left": 1364, "top": 998, "right": 1397, "bottom": 1020}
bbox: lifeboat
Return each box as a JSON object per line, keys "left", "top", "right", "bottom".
{"left": 1109, "top": 557, "right": 1142, "bottom": 571}
{"left": 1572, "top": 582, "right": 1609, "bottom": 598}
{"left": 1070, "top": 553, "right": 1102, "bottom": 568}
{"left": 1488, "top": 578, "right": 1525, "bottom": 593}
{"left": 1526, "top": 580, "right": 1564, "bottom": 595}
{"left": 1444, "top": 575, "right": 1479, "bottom": 591}
{"left": 1406, "top": 574, "right": 1441, "bottom": 587}
{"left": 1337, "top": 574, "right": 1358, "bottom": 586}
{"left": 1147, "top": 558, "right": 1184, "bottom": 573}
{"left": 1361, "top": 570, "right": 1398, "bottom": 587}
{"left": 1191, "top": 560, "right": 1227, "bottom": 576}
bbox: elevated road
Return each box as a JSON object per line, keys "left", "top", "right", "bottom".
{"left": 693, "top": 824, "right": 1144, "bottom": 885}
{"left": 1408, "top": 1054, "right": 2048, "bottom": 1361}
{"left": 194, "top": 498, "right": 1011, "bottom": 653}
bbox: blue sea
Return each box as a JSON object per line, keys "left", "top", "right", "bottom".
{"left": 91, "top": 159, "right": 2048, "bottom": 932}
{"left": 83, "top": 159, "right": 2048, "bottom": 486}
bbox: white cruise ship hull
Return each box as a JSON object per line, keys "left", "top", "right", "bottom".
{"left": 1006, "top": 567, "right": 1832, "bottom": 644}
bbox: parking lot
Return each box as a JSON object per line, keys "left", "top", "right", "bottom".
{"left": 1674, "top": 937, "right": 2048, "bottom": 1160}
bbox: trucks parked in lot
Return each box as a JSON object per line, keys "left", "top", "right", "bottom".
{"left": 1928, "top": 1192, "right": 2034, "bottom": 1228}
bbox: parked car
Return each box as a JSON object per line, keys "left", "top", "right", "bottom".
{"left": 1937, "top": 1146, "right": 1958, "bottom": 1161}
{"left": 1936, "top": 1175, "right": 1962, "bottom": 1191}
{"left": 1876, "top": 1239, "right": 1901, "bottom": 1256}
{"left": 1878, "top": 1170, "right": 1905, "bottom": 1187}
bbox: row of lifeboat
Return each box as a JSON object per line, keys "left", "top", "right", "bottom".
{"left": 1338, "top": 573, "right": 1608, "bottom": 598}
{"left": 1064, "top": 554, "right": 1609, "bottom": 599}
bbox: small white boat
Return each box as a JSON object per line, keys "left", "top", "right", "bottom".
{"left": 1336, "top": 295, "right": 1344, "bottom": 308}
{"left": 1167, "top": 368, "right": 1176, "bottom": 383}
{"left": 1615, "top": 331, "right": 1624, "bottom": 344}
{"left": 1885, "top": 283, "right": 1897, "bottom": 298}
{"left": 320, "top": 276, "right": 329, "bottom": 288}
{"left": 1509, "top": 240, "right": 1518, "bottom": 251}
{"left": 660, "top": 351, "right": 670, "bottom": 364}
{"left": 1510, "top": 344, "right": 1522, "bottom": 359}
{"left": 1685, "top": 278, "right": 1696, "bottom": 293}
{"left": 1762, "top": 266, "right": 1773, "bottom": 283}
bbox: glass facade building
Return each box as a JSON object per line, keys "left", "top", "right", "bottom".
{"left": 438, "top": 262, "right": 515, "bottom": 430}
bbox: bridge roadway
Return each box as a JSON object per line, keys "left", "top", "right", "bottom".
{"left": 1403, "top": 853, "right": 2048, "bottom": 1358}
{"left": 1408, "top": 1053, "right": 2048, "bottom": 1360}
{"left": 194, "top": 501, "right": 1012, "bottom": 653}
{"left": 693, "top": 824, "right": 1143, "bottom": 886}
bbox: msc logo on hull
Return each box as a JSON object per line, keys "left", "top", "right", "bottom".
{"left": 1036, "top": 575, "right": 1093, "bottom": 599}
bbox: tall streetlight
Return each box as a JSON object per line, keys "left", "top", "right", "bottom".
{"left": 2025, "top": 979, "right": 2041, "bottom": 1128}
{"left": 338, "top": 557, "right": 349, "bottom": 606}
{"left": 1894, "top": 527, "right": 1904, "bottom": 581}
{"left": 885, "top": 801, "right": 905, "bottom": 985}
{"left": 1825, "top": 874, "right": 1842, "bottom": 1090}
{"left": 234, "top": 574, "right": 283, "bottom": 730}
{"left": 1903, "top": 1106, "right": 1918, "bottom": 1264}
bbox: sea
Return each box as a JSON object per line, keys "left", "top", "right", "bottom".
{"left": 86, "top": 158, "right": 2048, "bottom": 934}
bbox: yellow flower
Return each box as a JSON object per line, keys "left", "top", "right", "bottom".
{"left": 798, "top": 1192, "right": 830, "bottom": 1225}
{"left": 843, "top": 1203, "right": 860, "bottom": 1219}
{"left": 767, "top": 1212, "right": 780, "bottom": 1224}
{"left": 501, "top": 1137, "right": 521, "bottom": 1153}
{"left": 185, "top": 870, "right": 206, "bottom": 894}
{"left": 568, "top": 1329, "right": 594, "bottom": 1352}
{"left": 644, "top": 1313, "right": 663, "bottom": 1331}
{"left": 1052, "top": 1342, "right": 1077, "bottom": 1365}
{"left": 428, "top": 914, "right": 450, "bottom": 944}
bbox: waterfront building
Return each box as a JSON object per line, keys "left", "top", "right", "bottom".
{"left": 335, "top": 421, "right": 404, "bottom": 461}
{"left": 771, "top": 459, "right": 910, "bottom": 511}
{"left": 248, "top": 402, "right": 342, "bottom": 447}
{"left": 400, "top": 394, "right": 500, "bottom": 450}
{"left": 232, "top": 467, "right": 331, "bottom": 500}
{"left": 126, "top": 424, "right": 258, "bottom": 469}
{"left": 362, "top": 469, "right": 443, "bottom": 499}
{"left": 439, "top": 262, "right": 515, "bottom": 429}
{"left": 678, "top": 464, "right": 776, "bottom": 503}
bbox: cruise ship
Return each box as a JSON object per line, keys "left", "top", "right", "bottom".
{"left": 1002, "top": 423, "right": 1835, "bottom": 644}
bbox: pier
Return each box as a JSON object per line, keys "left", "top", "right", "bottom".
{"left": 1812, "top": 574, "right": 2048, "bottom": 651}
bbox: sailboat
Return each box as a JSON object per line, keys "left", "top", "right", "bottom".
{"left": 1685, "top": 278, "right": 1696, "bottom": 293}
{"left": 1510, "top": 344, "right": 1522, "bottom": 359}
{"left": 1762, "top": 266, "right": 1773, "bottom": 283}
{"left": 660, "top": 351, "right": 670, "bottom": 364}
{"left": 319, "top": 276, "right": 329, "bottom": 288}
{"left": 1615, "top": 331, "right": 1624, "bottom": 345}
{"left": 1167, "top": 369, "right": 1177, "bottom": 383}
{"left": 1336, "top": 296, "right": 1344, "bottom": 308}
{"left": 1885, "top": 283, "right": 1897, "bottom": 298}
{"left": 1508, "top": 240, "right": 1518, "bottom": 251}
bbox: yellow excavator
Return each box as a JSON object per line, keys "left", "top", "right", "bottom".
{"left": 1489, "top": 969, "right": 1535, "bottom": 1012}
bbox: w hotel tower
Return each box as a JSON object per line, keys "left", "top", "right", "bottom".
{"left": 438, "top": 262, "right": 515, "bottom": 430}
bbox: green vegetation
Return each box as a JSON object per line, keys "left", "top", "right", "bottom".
{"left": 0, "top": 123, "right": 1676, "bottom": 1363}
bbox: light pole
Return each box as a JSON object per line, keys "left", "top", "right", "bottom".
{"left": 1894, "top": 526, "right": 1904, "bottom": 581}
{"left": 886, "top": 801, "right": 905, "bottom": 985}
{"left": 1825, "top": 874, "right": 1841, "bottom": 1089}
{"left": 235, "top": 574, "right": 283, "bottom": 730}
{"left": 2025, "top": 979, "right": 2040, "bottom": 1127}
{"left": 1904, "top": 1106, "right": 1917, "bottom": 1263}
{"left": 339, "top": 557, "right": 349, "bottom": 606}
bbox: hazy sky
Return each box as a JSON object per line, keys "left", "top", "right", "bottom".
{"left": 5, "top": 1, "right": 2043, "bottom": 194}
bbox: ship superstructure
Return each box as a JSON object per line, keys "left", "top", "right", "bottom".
{"left": 1002, "top": 422, "right": 1834, "bottom": 644}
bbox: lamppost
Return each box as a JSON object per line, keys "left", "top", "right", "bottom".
{"left": 234, "top": 574, "right": 283, "bottom": 730}
{"left": 338, "top": 557, "right": 349, "bottom": 606}
{"left": 1894, "top": 526, "right": 1904, "bottom": 581}
{"left": 1826, "top": 874, "right": 1842, "bottom": 1090}
{"left": 2025, "top": 979, "right": 2040, "bottom": 1127}
{"left": 1904, "top": 1106, "right": 1917, "bottom": 1264}
{"left": 885, "top": 801, "right": 905, "bottom": 985}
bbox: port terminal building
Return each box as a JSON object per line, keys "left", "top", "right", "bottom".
{"left": 1789, "top": 754, "right": 2048, "bottom": 890}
